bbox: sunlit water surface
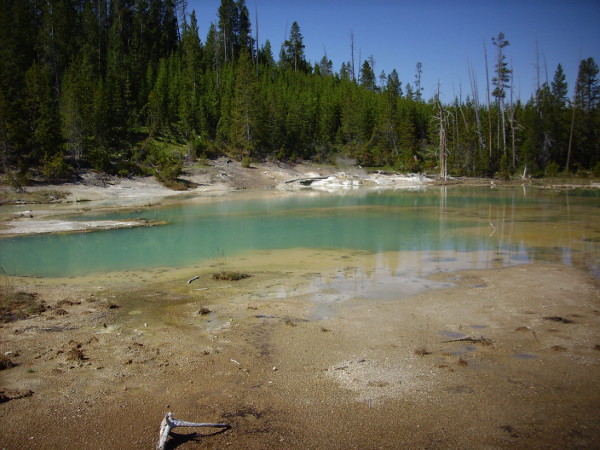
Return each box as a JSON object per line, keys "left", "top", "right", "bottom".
{"left": 1, "top": 186, "right": 598, "bottom": 280}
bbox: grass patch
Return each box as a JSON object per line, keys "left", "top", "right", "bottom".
{"left": 211, "top": 271, "right": 251, "bottom": 281}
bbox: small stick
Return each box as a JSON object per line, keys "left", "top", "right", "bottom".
{"left": 442, "top": 337, "right": 493, "bottom": 345}
{"left": 157, "top": 412, "right": 229, "bottom": 450}
{"left": 187, "top": 276, "right": 200, "bottom": 284}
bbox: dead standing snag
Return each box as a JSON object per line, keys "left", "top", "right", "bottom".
{"left": 157, "top": 412, "right": 229, "bottom": 450}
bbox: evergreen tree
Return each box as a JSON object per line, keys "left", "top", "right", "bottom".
{"left": 258, "top": 40, "right": 275, "bottom": 68}
{"left": 360, "top": 60, "right": 376, "bottom": 91}
{"left": 60, "top": 56, "right": 95, "bottom": 161}
{"left": 283, "top": 22, "right": 307, "bottom": 72}
{"left": 491, "top": 32, "right": 511, "bottom": 164}
{"left": 318, "top": 55, "right": 334, "bottom": 77}
{"left": 229, "top": 49, "right": 260, "bottom": 158}
{"left": 179, "top": 10, "right": 203, "bottom": 140}
{"left": 571, "top": 57, "right": 600, "bottom": 169}
{"left": 24, "top": 62, "right": 60, "bottom": 163}
{"left": 551, "top": 64, "right": 568, "bottom": 107}
{"left": 575, "top": 57, "right": 599, "bottom": 112}
{"left": 217, "top": 0, "right": 252, "bottom": 63}
{"left": 414, "top": 62, "right": 423, "bottom": 101}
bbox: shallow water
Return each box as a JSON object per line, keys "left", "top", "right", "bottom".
{"left": 1, "top": 186, "right": 598, "bottom": 278}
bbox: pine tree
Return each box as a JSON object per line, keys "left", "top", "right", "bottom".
{"left": 258, "top": 40, "right": 275, "bottom": 69}
{"left": 491, "top": 32, "right": 511, "bottom": 159}
{"left": 360, "top": 60, "right": 376, "bottom": 91}
{"left": 575, "top": 57, "right": 599, "bottom": 113}
{"left": 179, "top": 10, "right": 203, "bottom": 140}
{"left": 318, "top": 55, "right": 333, "bottom": 77}
{"left": 283, "top": 22, "right": 307, "bottom": 72}
{"left": 60, "top": 56, "right": 95, "bottom": 161}
{"left": 229, "top": 49, "right": 260, "bottom": 159}
{"left": 414, "top": 62, "right": 423, "bottom": 101}
{"left": 551, "top": 64, "right": 568, "bottom": 107}
{"left": 570, "top": 57, "right": 600, "bottom": 169}
{"left": 24, "top": 62, "right": 60, "bottom": 163}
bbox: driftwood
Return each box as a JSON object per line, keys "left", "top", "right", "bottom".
{"left": 157, "top": 412, "right": 229, "bottom": 450}
{"left": 284, "top": 176, "right": 328, "bottom": 185}
{"left": 187, "top": 275, "right": 200, "bottom": 284}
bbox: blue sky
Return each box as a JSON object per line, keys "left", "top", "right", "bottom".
{"left": 187, "top": 0, "right": 600, "bottom": 102}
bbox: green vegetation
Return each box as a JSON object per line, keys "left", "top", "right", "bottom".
{"left": 0, "top": 1, "right": 598, "bottom": 182}
{"left": 211, "top": 271, "right": 251, "bottom": 281}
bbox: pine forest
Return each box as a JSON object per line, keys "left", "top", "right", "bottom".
{"left": 1, "top": 0, "right": 599, "bottom": 185}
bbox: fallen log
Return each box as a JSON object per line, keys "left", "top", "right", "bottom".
{"left": 157, "top": 412, "right": 229, "bottom": 450}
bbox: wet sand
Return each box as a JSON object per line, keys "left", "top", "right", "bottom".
{"left": 1, "top": 249, "right": 599, "bottom": 448}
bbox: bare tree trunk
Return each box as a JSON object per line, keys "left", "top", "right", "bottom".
{"left": 567, "top": 103, "right": 576, "bottom": 172}
{"left": 435, "top": 87, "right": 448, "bottom": 180}
{"left": 509, "top": 65, "right": 517, "bottom": 172}
{"left": 255, "top": 6, "right": 259, "bottom": 76}
{"left": 468, "top": 62, "right": 485, "bottom": 168}
{"left": 483, "top": 39, "right": 493, "bottom": 166}
{"left": 350, "top": 30, "right": 355, "bottom": 82}
{"left": 501, "top": 101, "right": 507, "bottom": 157}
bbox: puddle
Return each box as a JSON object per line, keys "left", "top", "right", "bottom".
{"left": 307, "top": 259, "right": 457, "bottom": 319}
{"left": 440, "top": 330, "right": 466, "bottom": 339}
{"left": 205, "top": 317, "right": 231, "bottom": 333}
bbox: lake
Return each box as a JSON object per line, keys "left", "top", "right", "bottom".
{"left": 1, "top": 186, "right": 598, "bottom": 278}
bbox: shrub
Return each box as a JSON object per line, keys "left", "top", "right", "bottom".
{"left": 544, "top": 161, "right": 560, "bottom": 177}
{"left": 211, "top": 271, "right": 251, "bottom": 281}
{"left": 151, "top": 146, "right": 183, "bottom": 182}
{"left": 42, "top": 153, "right": 72, "bottom": 181}
{"left": 241, "top": 155, "right": 252, "bottom": 168}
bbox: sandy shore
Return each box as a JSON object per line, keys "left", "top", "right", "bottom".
{"left": 1, "top": 163, "right": 599, "bottom": 448}
{"left": 0, "top": 251, "right": 599, "bottom": 449}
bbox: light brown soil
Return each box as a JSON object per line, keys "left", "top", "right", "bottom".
{"left": 1, "top": 253, "right": 599, "bottom": 449}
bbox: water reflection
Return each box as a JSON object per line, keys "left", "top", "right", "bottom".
{"left": 0, "top": 186, "right": 598, "bottom": 278}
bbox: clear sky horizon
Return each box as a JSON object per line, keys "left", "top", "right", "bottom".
{"left": 187, "top": 0, "right": 600, "bottom": 102}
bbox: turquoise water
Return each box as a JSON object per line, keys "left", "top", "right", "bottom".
{"left": 1, "top": 187, "right": 599, "bottom": 278}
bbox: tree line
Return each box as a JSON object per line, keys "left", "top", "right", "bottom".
{"left": 1, "top": 0, "right": 598, "bottom": 184}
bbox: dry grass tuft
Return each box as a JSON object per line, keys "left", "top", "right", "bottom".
{"left": 65, "top": 348, "right": 85, "bottom": 361}
{"left": 0, "top": 356, "right": 15, "bottom": 370}
{"left": 414, "top": 346, "right": 431, "bottom": 357}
